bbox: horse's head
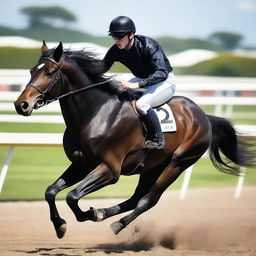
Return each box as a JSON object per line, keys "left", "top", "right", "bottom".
{"left": 14, "top": 41, "right": 64, "bottom": 116}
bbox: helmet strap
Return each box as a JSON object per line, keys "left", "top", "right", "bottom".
{"left": 124, "top": 33, "right": 134, "bottom": 50}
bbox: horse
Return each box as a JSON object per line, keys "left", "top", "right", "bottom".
{"left": 14, "top": 41, "right": 256, "bottom": 239}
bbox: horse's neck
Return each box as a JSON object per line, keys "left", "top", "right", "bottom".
{"left": 60, "top": 74, "right": 122, "bottom": 131}
{"left": 64, "top": 64, "right": 90, "bottom": 91}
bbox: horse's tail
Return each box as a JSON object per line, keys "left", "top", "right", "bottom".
{"left": 207, "top": 115, "right": 256, "bottom": 175}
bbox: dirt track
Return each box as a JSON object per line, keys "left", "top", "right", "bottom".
{"left": 0, "top": 187, "right": 256, "bottom": 256}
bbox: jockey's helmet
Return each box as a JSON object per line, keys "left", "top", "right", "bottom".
{"left": 108, "top": 16, "right": 136, "bottom": 38}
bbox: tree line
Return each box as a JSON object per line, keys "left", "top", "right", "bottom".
{"left": 19, "top": 6, "right": 244, "bottom": 50}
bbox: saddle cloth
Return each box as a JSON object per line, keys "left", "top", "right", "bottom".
{"left": 154, "top": 104, "right": 177, "bottom": 132}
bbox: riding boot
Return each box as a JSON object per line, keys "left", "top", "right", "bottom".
{"left": 140, "top": 108, "right": 165, "bottom": 150}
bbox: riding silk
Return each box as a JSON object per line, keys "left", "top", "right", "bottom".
{"left": 103, "top": 35, "right": 173, "bottom": 87}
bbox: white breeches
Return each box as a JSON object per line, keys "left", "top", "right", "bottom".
{"left": 129, "top": 72, "right": 176, "bottom": 115}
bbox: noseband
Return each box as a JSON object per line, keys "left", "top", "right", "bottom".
{"left": 26, "top": 57, "right": 109, "bottom": 105}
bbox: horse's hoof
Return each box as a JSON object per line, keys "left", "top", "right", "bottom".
{"left": 55, "top": 220, "right": 67, "bottom": 239}
{"left": 110, "top": 221, "right": 124, "bottom": 235}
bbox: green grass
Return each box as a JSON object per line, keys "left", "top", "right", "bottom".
{"left": 177, "top": 53, "right": 256, "bottom": 77}
{"left": 0, "top": 143, "right": 255, "bottom": 201}
{"left": 0, "top": 47, "right": 41, "bottom": 69}
{"left": 199, "top": 105, "right": 256, "bottom": 124}
{"left": 0, "top": 122, "right": 65, "bottom": 133}
{"left": 157, "top": 36, "right": 225, "bottom": 54}
{"left": 0, "top": 111, "right": 60, "bottom": 115}
{"left": 0, "top": 146, "right": 142, "bottom": 201}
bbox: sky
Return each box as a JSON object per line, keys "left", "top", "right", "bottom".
{"left": 0, "top": 0, "right": 255, "bottom": 46}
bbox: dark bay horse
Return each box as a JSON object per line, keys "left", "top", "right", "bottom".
{"left": 14, "top": 42, "right": 255, "bottom": 238}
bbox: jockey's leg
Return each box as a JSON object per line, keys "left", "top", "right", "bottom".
{"left": 136, "top": 78, "right": 175, "bottom": 150}
{"left": 140, "top": 108, "right": 165, "bottom": 149}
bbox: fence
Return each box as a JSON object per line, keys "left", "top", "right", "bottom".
{"left": 0, "top": 71, "right": 256, "bottom": 198}
{"left": 1, "top": 71, "right": 256, "bottom": 119}
{"left": 0, "top": 133, "right": 62, "bottom": 193}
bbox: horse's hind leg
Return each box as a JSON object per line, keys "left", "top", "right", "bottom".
{"left": 45, "top": 163, "right": 87, "bottom": 238}
{"left": 110, "top": 160, "right": 193, "bottom": 235}
{"left": 110, "top": 137, "right": 209, "bottom": 235}
{"left": 88, "top": 164, "right": 164, "bottom": 222}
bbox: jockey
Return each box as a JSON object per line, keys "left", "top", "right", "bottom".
{"left": 103, "top": 16, "right": 176, "bottom": 150}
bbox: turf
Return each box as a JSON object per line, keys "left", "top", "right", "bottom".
{"left": 0, "top": 145, "right": 255, "bottom": 201}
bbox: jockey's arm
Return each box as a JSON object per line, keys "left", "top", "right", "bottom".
{"left": 122, "top": 81, "right": 139, "bottom": 89}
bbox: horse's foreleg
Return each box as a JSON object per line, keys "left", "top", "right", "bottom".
{"left": 45, "top": 164, "right": 87, "bottom": 238}
{"left": 66, "top": 162, "right": 118, "bottom": 222}
{"left": 110, "top": 163, "right": 183, "bottom": 234}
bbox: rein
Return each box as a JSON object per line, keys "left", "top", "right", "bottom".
{"left": 27, "top": 57, "right": 110, "bottom": 105}
{"left": 45, "top": 80, "right": 110, "bottom": 104}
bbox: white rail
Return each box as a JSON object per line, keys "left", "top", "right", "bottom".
{"left": 2, "top": 94, "right": 256, "bottom": 106}
{"left": 0, "top": 132, "right": 63, "bottom": 146}
{"left": 1, "top": 70, "right": 256, "bottom": 90}
{"left": 0, "top": 133, "right": 62, "bottom": 193}
{"left": 0, "top": 94, "right": 255, "bottom": 123}
{"left": 1, "top": 73, "right": 255, "bottom": 119}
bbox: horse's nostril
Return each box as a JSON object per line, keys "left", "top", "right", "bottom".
{"left": 14, "top": 101, "right": 32, "bottom": 116}
{"left": 37, "top": 99, "right": 44, "bottom": 106}
{"left": 21, "top": 101, "right": 29, "bottom": 110}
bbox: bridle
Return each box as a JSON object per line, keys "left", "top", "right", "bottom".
{"left": 26, "top": 57, "right": 110, "bottom": 105}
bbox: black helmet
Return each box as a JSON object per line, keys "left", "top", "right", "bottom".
{"left": 108, "top": 16, "right": 136, "bottom": 37}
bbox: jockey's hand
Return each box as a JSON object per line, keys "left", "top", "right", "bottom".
{"left": 122, "top": 81, "right": 140, "bottom": 89}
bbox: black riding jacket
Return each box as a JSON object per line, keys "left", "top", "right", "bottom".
{"left": 103, "top": 35, "right": 173, "bottom": 87}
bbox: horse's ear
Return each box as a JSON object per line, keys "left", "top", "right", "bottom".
{"left": 41, "top": 40, "right": 49, "bottom": 53}
{"left": 53, "top": 42, "right": 63, "bottom": 63}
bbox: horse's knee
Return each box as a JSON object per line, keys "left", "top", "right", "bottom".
{"left": 45, "top": 185, "right": 58, "bottom": 201}
{"left": 66, "top": 190, "right": 79, "bottom": 206}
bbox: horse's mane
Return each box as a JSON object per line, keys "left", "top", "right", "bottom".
{"left": 42, "top": 48, "right": 142, "bottom": 100}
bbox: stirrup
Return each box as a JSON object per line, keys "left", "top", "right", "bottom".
{"left": 144, "top": 139, "right": 165, "bottom": 150}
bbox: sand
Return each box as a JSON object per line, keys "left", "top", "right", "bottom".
{"left": 0, "top": 187, "right": 256, "bottom": 256}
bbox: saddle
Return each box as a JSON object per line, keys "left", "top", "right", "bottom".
{"left": 130, "top": 100, "right": 177, "bottom": 133}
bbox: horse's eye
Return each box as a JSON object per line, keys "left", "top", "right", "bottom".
{"left": 45, "top": 72, "right": 53, "bottom": 77}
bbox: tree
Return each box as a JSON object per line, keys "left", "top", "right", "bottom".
{"left": 21, "top": 6, "right": 77, "bottom": 28}
{"left": 209, "top": 32, "right": 243, "bottom": 50}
